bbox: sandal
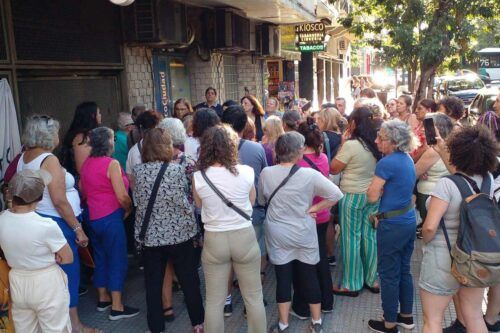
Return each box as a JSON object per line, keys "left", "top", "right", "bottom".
{"left": 363, "top": 283, "right": 380, "bottom": 294}
{"left": 332, "top": 287, "right": 359, "bottom": 297}
{"left": 164, "top": 307, "right": 175, "bottom": 322}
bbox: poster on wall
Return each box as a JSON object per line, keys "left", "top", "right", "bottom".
{"left": 278, "top": 81, "right": 295, "bottom": 106}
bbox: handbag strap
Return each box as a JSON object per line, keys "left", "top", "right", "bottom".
{"left": 302, "top": 155, "right": 320, "bottom": 172}
{"left": 139, "top": 162, "right": 169, "bottom": 241}
{"left": 439, "top": 218, "right": 453, "bottom": 261}
{"left": 201, "top": 170, "right": 251, "bottom": 221}
{"left": 266, "top": 164, "right": 300, "bottom": 209}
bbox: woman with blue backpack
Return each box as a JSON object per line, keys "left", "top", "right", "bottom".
{"left": 421, "top": 125, "right": 499, "bottom": 333}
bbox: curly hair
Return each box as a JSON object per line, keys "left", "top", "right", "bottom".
{"left": 142, "top": 128, "right": 173, "bottom": 163}
{"left": 439, "top": 96, "right": 464, "bottom": 121}
{"left": 197, "top": 125, "right": 239, "bottom": 175}
{"left": 447, "top": 125, "right": 498, "bottom": 175}
{"left": 298, "top": 117, "right": 323, "bottom": 155}
{"left": 381, "top": 120, "right": 420, "bottom": 153}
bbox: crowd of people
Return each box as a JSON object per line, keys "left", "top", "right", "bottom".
{"left": 0, "top": 85, "right": 499, "bottom": 333}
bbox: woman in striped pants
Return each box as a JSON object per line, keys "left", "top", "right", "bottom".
{"left": 330, "top": 106, "right": 382, "bottom": 296}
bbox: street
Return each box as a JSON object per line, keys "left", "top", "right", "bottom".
{"left": 78, "top": 240, "right": 466, "bottom": 333}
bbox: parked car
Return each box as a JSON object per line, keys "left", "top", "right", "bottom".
{"left": 468, "top": 87, "right": 500, "bottom": 123}
{"left": 435, "top": 75, "right": 486, "bottom": 106}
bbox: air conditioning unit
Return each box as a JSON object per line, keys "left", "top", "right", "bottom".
{"left": 261, "top": 24, "right": 281, "bottom": 57}
{"left": 214, "top": 9, "right": 251, "bottom": 51}
{"left": 122, "top": 0, "right": 188, "bottom": 46}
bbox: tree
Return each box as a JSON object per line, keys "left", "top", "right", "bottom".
{"left": 338, "top": 0, "right": 499, "bottom": 105}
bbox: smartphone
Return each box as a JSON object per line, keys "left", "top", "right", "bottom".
{"left": 423, "top": 118, "right": 437, "bottom": 145}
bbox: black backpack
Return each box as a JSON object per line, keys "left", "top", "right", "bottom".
{"left": 441, "top": 173, "right": 500, "bottom": 287}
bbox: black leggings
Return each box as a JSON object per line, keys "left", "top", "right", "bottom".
{"left": 274, "top": 259, "right": 321, "bottom": 304}
{"left": 143, "top": 240, "right": 204, "bottom": 333}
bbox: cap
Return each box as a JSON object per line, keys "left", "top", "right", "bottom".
{"left": 9, "top": 169, "right": 52, "bottom": 204}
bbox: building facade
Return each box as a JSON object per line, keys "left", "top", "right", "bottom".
{"left": 0, "top": 0, "right": 352, "bottom": 128}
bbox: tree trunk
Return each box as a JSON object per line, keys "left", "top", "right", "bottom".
{"left": 409, "top": 64, "right": 417, "bottom": 94}
{"left": 426, "top": 72, "right": 435, "bottom": 99}
{"left": 415, "top": 65, "right": 436, "bottom": 110}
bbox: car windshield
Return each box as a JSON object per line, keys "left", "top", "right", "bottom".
{"left": 447, "top": 78, "right": 484, "bottom": 91}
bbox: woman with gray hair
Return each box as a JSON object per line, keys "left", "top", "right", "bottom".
{"left": 17, "top": 115, "right": 100, "bottom": 333}
{"left": 156, "top": 117, "right": 198, "bottom": 322}
{"left": 258, "top": 131, "right": 343, "bottom": 333}
{"left": 366, "top": 120, "right": 419, "bottom": 333}
{"left": 80, "top": 127, "right": 138, "bottom": 321}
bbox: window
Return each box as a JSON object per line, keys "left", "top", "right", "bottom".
{"left": 224, "top": 55, "right": 238, "bottom": 101}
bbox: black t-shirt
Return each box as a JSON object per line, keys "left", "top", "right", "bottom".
{"left": 322, "top": 131, "right": 342, "bottom": 161}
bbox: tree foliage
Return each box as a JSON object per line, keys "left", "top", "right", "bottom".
{"left": 336, "top": 0, "right": 499, "bottom": 102}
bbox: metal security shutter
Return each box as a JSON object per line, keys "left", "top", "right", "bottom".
{"left": 11, "top": 0, "right": 121, "bottom": 63}
{"left": 18, "top": 75, "right": 122, "bottom": 133}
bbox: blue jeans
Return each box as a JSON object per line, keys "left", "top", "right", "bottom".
{"left": 37, "top": 213, "right": 80, "bottom": 308}
{"left": 88, "top": 209, "right": 128, "bottom": 292}
{"left": 377, "top": 221, "right": 416, "bottom": 322}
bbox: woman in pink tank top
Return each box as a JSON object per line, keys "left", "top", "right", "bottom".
{"left": 80, "top": 127, "right": 139, "bottom": 320}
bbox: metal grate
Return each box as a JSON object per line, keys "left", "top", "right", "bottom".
{"left": 223, "top": 55, "right": 238, "bottom": 101}
{"left": 18, "top": 75, "right": 122, "bottom": 134}
{"left": 0, "top": 13, "right": 7, "bottom": 60}
{"left": 11, "top": 0, "right": 122, "bottom": 63}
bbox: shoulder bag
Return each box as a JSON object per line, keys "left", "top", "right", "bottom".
{"left": 265, "top": 164, "right": 300, "bottom": 209}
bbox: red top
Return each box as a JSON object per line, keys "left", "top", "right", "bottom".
{"left": 80, "top": 156, "right": 129, "bottom": 220}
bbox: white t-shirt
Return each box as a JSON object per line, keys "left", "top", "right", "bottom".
{"left": 0, "top": 211, "right": 67, "bottom": 270}
{"left": 194, "top": 165, "right": 254, "bottom": 232}
{"left": 126, "top": 140, "right": 142, "bottom": 175}
{"left": 184, "top": 137, "right": 200, "bottom": 162}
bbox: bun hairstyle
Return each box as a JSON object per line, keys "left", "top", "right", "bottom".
{"left": 298, "top": 117, "right": 323, "bottom": 155}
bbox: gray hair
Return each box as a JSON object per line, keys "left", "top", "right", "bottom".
{"left": 275, "top": 131, "right": 305, "bottom": 163}
{"left": 426, "top": 113, "right": 453, "bottom": 140}
{"left": 117, "top": 112, "right": 133, "bottom": 131}
{"left": 22, "top": 115, "right": 60, "bottom": 150}
{"left": 158, "top": 118, "right": 187, "bottom": 147}
{"left": 89, "top": 127, "right": 114, "bottom": 157}
{"left": 381, "top": 120, "right": 419, "bottom": 153}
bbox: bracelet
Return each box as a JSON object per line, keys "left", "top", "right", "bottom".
{"left": 73, "top": 224, "right": 82, "bottom": 232}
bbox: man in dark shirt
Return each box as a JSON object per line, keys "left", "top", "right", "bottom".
{"left": 194, "top": 87, "right": 223, "bottom": 117}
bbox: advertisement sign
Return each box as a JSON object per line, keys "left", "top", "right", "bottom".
{"left": 295, "top": 22, "right": 326, "bottom": 53}
{"left": 152, "top": 54, "right": 172, "bottom": 117}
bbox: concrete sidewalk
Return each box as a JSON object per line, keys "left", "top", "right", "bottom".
{"left": 78, "top": 240, "right": 464, "bottom": 333}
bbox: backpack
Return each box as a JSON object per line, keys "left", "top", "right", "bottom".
{"left": 440, "top": 173, "right": 500, "bottom": 288}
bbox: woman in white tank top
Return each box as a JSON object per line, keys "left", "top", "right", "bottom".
{"left": 18, "top": 115, "right": 101, "bottom": 333}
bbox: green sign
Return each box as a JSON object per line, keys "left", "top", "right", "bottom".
{"left": 299, "top": 44, "right": 325, "bottom": 52}
{"left": 295, "top": 22, "right": 326, "bottom": 53}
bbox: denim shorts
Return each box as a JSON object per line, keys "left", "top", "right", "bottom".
{"left": 419, "top": 241, "right": 460, "bottom": 296}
